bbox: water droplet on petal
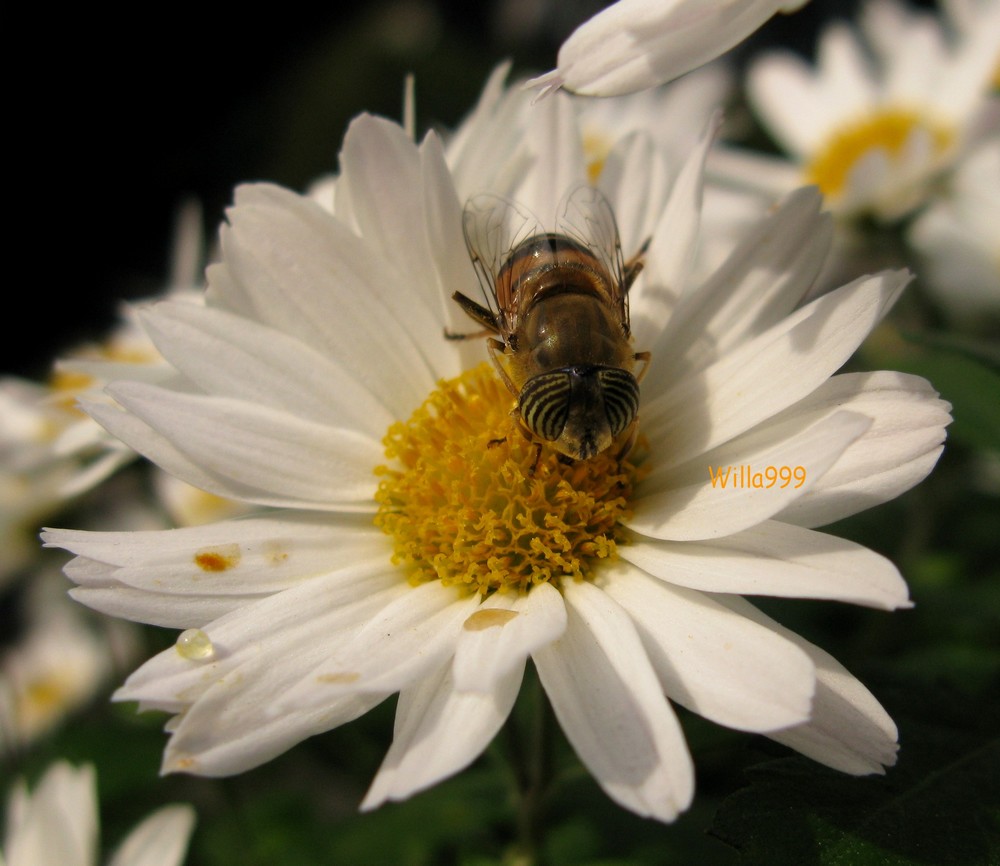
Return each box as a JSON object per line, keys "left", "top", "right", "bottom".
{"left": 176, "top": 628, "right": 215, "bottom": 661}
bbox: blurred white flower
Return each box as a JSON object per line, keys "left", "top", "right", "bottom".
{"left": 713, "top": 0, "right": 1000, "bottom": 220}
{"left": 0, "top": 569, "right": 138, "bottom": 754}
{"left": 0, "top": 204, "right": 205, "bottom": 585}
{"left": 526, "top": 0, "right": 810, "bottom": 97}
{"left": 908, "top": 139, "right": 1000, "bottom": 323}
{"left": 2, "top": 761, "right": 194, "bottom": 866}
{"left": 45, "top": 80, "right": 949, "bottom": 824}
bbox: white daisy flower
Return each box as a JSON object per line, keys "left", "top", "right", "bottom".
{"left": 525, "top": 0, "right": 810, "bottom": 97}
{"left": 2, "top": 761, "right": 194, "bottom": 866}
{"left": 44, "top": 89, "right": 950, "bottom": 824}
{"left": 908, "top": 139, "right": 1000, "bottom": 323}
{"left": 714, "top": 0, "right": 1000, "bottom": 220}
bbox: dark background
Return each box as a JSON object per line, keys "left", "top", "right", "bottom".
{"left": 8, "top": 0, "right": 918, "bottom": 379}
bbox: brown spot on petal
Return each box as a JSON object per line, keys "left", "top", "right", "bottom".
{"left": 194, "top": 544, "right": 241, "bottom": 572}
{"left": 264, "top": 542, "right": 289, "bottom": 566}
{"left": 464, "top": 609, "right": 519, "bottom": 631}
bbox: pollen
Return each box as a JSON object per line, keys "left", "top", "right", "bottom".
{"left": 374, "top": 363, "right": 638, "bottom": 596}
{"left": 805, "top": 108, "right": 954, "bottom": 197}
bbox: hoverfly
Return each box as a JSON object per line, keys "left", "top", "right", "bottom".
{"left": 449, "top": 186, "right": 650, "bottom": 462}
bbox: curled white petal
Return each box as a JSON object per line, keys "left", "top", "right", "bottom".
{"left": 722, "top": 596, "right": 899, "bottom": 774}
{"left": 527, "top": 0, "right": 810, "bottom": 97}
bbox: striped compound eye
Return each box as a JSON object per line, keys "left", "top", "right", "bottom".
{"left": 595, "top": 367, "right": 640, "bottom": 437}
{"left": 518, "top": 367, "right": 640, "bottom": 445}
{"left": 518, "top": 371, "right": 572, "bottom": 442}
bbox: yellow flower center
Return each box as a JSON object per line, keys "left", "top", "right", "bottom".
{"left": 805, "top": 109, "right": 954, "bottom": 197}
{"left": 374, "top": 363, "right": 638, "bottom": 596}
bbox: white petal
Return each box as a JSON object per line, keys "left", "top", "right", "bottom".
{"left": 597, "top": 133, "right": 672, "bottom": 261}
{"left": 601, "top": 562, "right": 815, "bottom": 732}
{"left": 68, "top": 585, "right": 248, "bottom": 629}
{"left": 533, "top": 580, "right": 694, "bottom": 822}
{"left": 621, "top": 519, "right": 911, "bottom": 610}
{"left": 641, "top": 269, "right": 910, "bottom": 470}
{"left": 420, "top": 131, "right": 488, "bottom": 373}
{"left": 527, "top": 0, "right": 807, "bottom": 97}
{"left": 285, "top": 582, "right": 479, "bottom": 703}
{"left": 46, "top": 513, "right": 386, "bottom": 597}
{"left": 335, "top": 114, "right": 423, "bottom": 267}
{"left": 162, "top": 673, "right": 386, "bottom": 777}
{"left": 138, "top": 301, "right": 394, "bottom": 437}
{"left": 631, "top": 113, "right": 721, "bottom": 348}
{"left": 747, "top": 51, "right": 828, "bottom": 156}
{"left": 216, "top": 182, "right": 439, "bottom": 414}
{"left": 512, "top": 91, "right": 587, "bottom": 222}
{"left": 335, "top": 117, "right": 467, "bottom": 380}
{"left": 81, "top": 398, "right": 262, "bottom": 508}
{"left": 705, "top": 144, "right": 804, "bottom": 200}
{"left": 774, "top": 371, "right": 951, "bottom": 527}
{"left": 446, "top": 64, "right": 535, "bottom": 200}
{"left": 628, "top": 410, "right": 871, "bottom": 540}
{"left": 360, "top": 660, "right": 522, "bottom": 810}
{"left": 106, "top": 805, "right": 196, "bottom": 866}
{"left": 814, "top": 24, "right": 878, "bottom": 128}
{"left": 113, "top": 568, "right": 404, "bottom": 711}
{"left": 3, "top": 763, "right": 97, "bottom": 866}
{"left": 147, "top": 580, "right": 404, "bottom": 776}
{"left": 452, "top": 582, "right": 567, "bottom": 693}
{"left": 103, "top": 382, "right": 382, "bottom": 509}
{"left": 644, "top": 185, "right": 831, "bottom": 382}
{"left": 722, "top": 596, "right": 899, "bottom": 774}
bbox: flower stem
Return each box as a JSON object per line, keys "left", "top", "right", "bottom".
{"left": 499, "top": 667, "right": 554, "bottom": 866}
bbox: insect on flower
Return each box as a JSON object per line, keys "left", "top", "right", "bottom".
{"left": 449, "top": 186, "right": 651, "bottom": 462}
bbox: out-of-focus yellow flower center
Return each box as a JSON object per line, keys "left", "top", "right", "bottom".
{"left": 805, "top": 109, "right": 954, "bottom": 197}
{"left": 47, "top": 343, "right": 159, "bottom": 417}
{"left": 17, "top": 674, "right": 77, "bottom": 735}
{"left": 24, "top": 676, "right": 69, "bottom": 714}
{"left": 374, "top": 363, "right": 638, "bottom": 596}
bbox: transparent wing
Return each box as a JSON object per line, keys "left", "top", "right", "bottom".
{"left": 462, "top": 194, "right": 545, "bottom": 334}
{"left": 554, "top": 185, "right": 629, "bottom": 322}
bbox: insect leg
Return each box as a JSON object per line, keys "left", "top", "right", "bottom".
{"left": 633, "top": 351, "right": 652, "bottom": 382}
{"left": 444, "top": 327, "right": 493, "bottom": 340}
{"left": 623, "top": 238, "right": 651, "bottom": 292}
{"left": 451, "top": 291, "right": 500, "bottom": 331}
{"left": 487, "top": 338, "right": 520, "bottom": 398}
